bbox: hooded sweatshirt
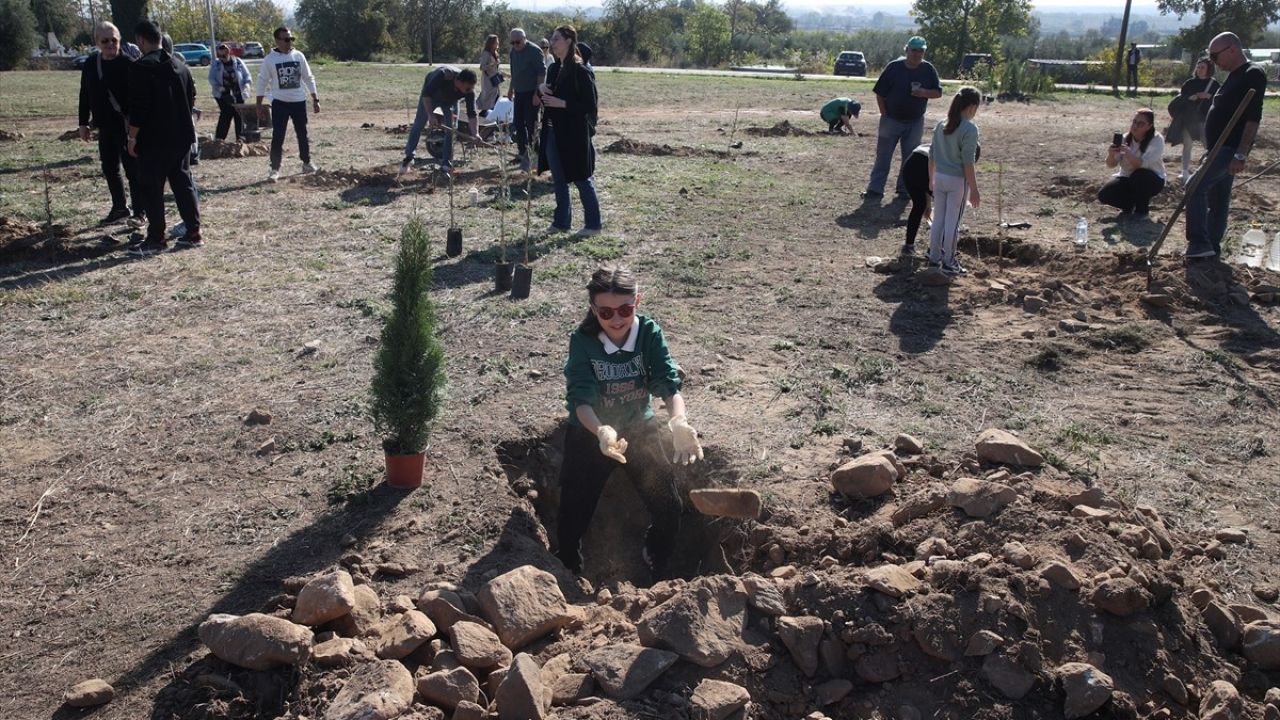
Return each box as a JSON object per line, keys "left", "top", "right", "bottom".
{"left": 128, "top": 48, "right": 196, "bottom": 160}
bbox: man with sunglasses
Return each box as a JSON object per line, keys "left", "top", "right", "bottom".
{"left": 77, "top": 22, "right": 144, "bottom": 227}
{"left": 864, "top": 35, "right": 941, "bottom": 201}
{"left": 506, "top": 28, "right": 546, "bottom": 172}
{"left": 255, "top": 26, "right": 320, "bottom": 182}
{"left": 1184, "top": 32, "right": 1267, "bottom": 260}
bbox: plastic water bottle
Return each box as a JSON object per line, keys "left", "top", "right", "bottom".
{"left": 1239, "top": 228, "right": 1266, "bottom": 268}
{"left": 468, "top": 186, "right": 479, "bottom": 207}
{"left": 1074, "top": 217, "right": 1088, "bottom": 250}
{"left": 1267, "top": 231, "right": 1280, "bottom": 272}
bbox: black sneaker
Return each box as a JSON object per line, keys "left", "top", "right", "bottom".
{"left": 127, "top": 238, "right": 168, "bottom": 256}
{"left": 862, "top": 189, "right": 884, "bottom": 199}
{"left": 100, "top": 208, "right": 130, "bottom": 225}
{"left": 900, "top": 242, "right": 916, "bottom": 257}
{"left": 174, "top": 230, "right": 204, "bottom": 248}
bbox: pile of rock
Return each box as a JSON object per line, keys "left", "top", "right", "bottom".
{"left": 148, "top": 427, "right": 1278, "bottom": 720}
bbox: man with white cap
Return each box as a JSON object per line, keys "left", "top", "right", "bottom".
{"left": 864, "top": 35, "right": 942, "bottom": 200}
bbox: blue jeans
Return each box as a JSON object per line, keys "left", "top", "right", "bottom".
{"left": 405, "top": 100, "right": 454, "bottom": 168}
{"left": 270, "top": 99, "right": 310, "bottom": 170}
{"left": 546, "top": 127, "right": 601, "bottom": 230}
{"left": 1184, "top": 148, "right": 1235, "bottom": 257}
{"left": 867, "top": 115, "right": 924, "bottom": 195}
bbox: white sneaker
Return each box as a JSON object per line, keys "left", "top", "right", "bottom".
{"left": 302, "top": 162, "right": 318, "bottom": 174}
{"left": 268, "top": 168, "right": 280, "bottom": 182}
{"left": 398, "top": 159, "right": 411, "bottom": 175}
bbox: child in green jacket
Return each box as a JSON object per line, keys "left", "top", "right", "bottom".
{"left": 557, "top": 264, "right": 704, "bottom": 577}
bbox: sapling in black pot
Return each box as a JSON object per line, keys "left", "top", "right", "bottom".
{"left": 492, "top": 141, "right": 514, "bottom": 291}
{"left": 510, "top": 174, "right": 535, "bottom": 299}
{"left": 446, "top": 172, "right": 463, "bottom": 257}
{"left": 370, "top": 218, "right": 446, "bottom": 489}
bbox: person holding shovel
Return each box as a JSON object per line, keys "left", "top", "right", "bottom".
{"left": 1184, "top": 32, "right": 1267, "bottom": 260}
{"left": 209, "top": 44, "right": 251, "bottom": 142}
{"left": 557, "top": 264, "right": 703, "bottom": 579}
{"left": 399, "top": 66, "right": 479, "bottom": 176}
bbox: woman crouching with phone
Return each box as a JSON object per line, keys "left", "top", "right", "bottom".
{"left": 1098, "top": 108, "right": 1166, "bottom": 219}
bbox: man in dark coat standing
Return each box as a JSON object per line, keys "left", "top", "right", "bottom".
{"left": 126, "top": 19, "right": 201, "bottom": 255}
{"left": 77, "top": 21, "right": 143, "bottom": 226}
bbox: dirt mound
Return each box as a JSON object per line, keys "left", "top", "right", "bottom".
{"left": 57, "top": 128, "right": 84, "bottom": 141}
{"left": 0, "top": 129, "right": 23, "bottom": 142}
{"left": 602, "top": 137, "right": 727, "bottom": 158}
{"left": 198, "top": 138, "right": 269, "bottom": 159}
{"left": 1042, "top": 174, "right": 1100, "bottom": 201}
{"left": 0, "top": 217, "right": 70, "bottom": 259}
{"left": 291, "top": 168, "right": 398, "bottom": 189}
{"left": 152, "top": 434, "right": 1280, "bottom": 720}
{"left": 743, "top": 120, "right": 817, "bottom": 137}
{"left": 385, "top": 124, "right": 411, "bottom": 135}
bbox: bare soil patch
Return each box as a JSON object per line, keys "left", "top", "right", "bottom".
{"left": 742, "top": 119, "right": 818, "bottom": 137}
{"left": 1, "top": 73, "right": 1278, "bottom": 720}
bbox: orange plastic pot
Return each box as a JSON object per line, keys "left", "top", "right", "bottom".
{"left": 384, "top": 451, "right": 426, "bottom": 489}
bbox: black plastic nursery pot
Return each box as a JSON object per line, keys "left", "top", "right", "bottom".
{"left": 446, "top": 228, "right": 463, "bottom": 257}
{"left": 510, "top": 264, "right": 533, "bottom": 299}
{"left": 495, "top": 262, "right": 514, "bottom": 292}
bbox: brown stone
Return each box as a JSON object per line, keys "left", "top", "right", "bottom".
{"left": 1091, "top": 578, "right": 1150, "bottom": 617}
{"left": 294, "top": 570, "right": 357, "bottom": 626}
{"left": 372, "top": 610, "right": 436, "bottom": 660}
{"left": 974, "top": 428, "right": 1044, "bottom": 467}
{"left": 416, "top": 666, "right": 480, "bottom": 711}
{"left": 690, "top": 678, "right": 751, "bottom": 720}
{"left": 64, "top": 679, "right": 114, "bottom": 708}
{"left": 448, "top": 620, "right": 512, "bottom": 672}
{"left": 776, "top": 616, "right": 824, "bottom": 677}
{"left": 948, "top": 477, "right": 1018, "bottom": 518}
{"left": 199, "top": 613, "right": 312, "bottom": 670}
{"left": 865, "top": 564, "right": 922, "bottom": 598}
{"left": 637, "top": 576, "right": 747, "bottom": 668}
{"left": 1058, "top": 662, "right": 1113, "bottom": 719}
{"left": 688, "top": 488, "right": 763, "bottom": 519}
{"left": 1242, "top": 622, "right": 1280, "bottom": 669}
{"left": 831, "top": 453, "right": 899, "bottom": 499}
{"left": 478, "top": 566, "right": 574, "bottom": 650}
{"left": 324, "top": 659, "right": 414, "bottom": 720}
{"left": 496, "top": 653, "right": 550, "bottom": 720}
{"left": 583, "top": 644, "right": 679, "bottom": 700}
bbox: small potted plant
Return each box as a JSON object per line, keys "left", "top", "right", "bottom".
{"left": 445, "top": 172, "right": 463, "bottom": 257}
{"left": 370, "top": 218, "right": 446, "bottom": 489}
{"left": 510, "top": 173, "right": 535, "bottom": 299}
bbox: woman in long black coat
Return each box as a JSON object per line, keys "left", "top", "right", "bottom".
{"left": 537, "top": 25, "right": 602, "bottom": 235}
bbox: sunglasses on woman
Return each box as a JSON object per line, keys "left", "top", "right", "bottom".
{"left": 592, "top": 302, "right": 636, "bottom": 320}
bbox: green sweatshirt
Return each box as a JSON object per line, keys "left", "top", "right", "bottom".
{"left": 564, "top": 315, "right": 683, "bottom": 428}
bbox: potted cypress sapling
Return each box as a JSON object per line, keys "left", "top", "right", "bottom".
{"left": 506, "top": 174, "right": 532, "bottom": 297}
{"left": 370, "top": 218, "right": 446, "bottom": 489}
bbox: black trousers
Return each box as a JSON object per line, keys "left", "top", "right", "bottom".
{"left": 1127, "top": 65, "right": 1138, "bottom": 91}
{"left": 903, "top": 151, "right": 931, "bottom": 245}
{"left": 556, "top": 419, "right": 682, "bottom": 574}
{"left": 215, "top": 95, "right": 243, "bottom": 141}
{"left": 1098, "top": 168, "right": 1164, "bottom": 214}
{"left": 270, "top": 99, "right": 310, "bottom": 170}
{"left": 139, "top": 149, "right": 200, "bottom": 241}
{"left": 512, "top": 90, "right": 539, "bottom": 155}
{"left": 99, "top": 123, "right": 142, "bottom": 215}
{"left": 827, "top": 118, "right": 843, "bottom": 133}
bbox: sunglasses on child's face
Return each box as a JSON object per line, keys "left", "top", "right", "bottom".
{"left": 593, "top": 302, "right": 636, "bottom": 320}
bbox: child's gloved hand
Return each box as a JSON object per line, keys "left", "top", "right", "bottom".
{"left": 596, "top": 425, "right": 628, "bottom": 463}
{"left": 668, "top": 415, "right": 704, "bottom": 465}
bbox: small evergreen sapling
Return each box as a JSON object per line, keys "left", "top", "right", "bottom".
{"left": 370, "top": 219, "right": 446, "bottom": 455}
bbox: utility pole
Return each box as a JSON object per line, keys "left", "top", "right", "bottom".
{"left": 1111, "top": 0, "right": 1132, "bottom": 96}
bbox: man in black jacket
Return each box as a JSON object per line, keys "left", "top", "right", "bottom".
{"left": 77, "top": 21, "right": 143, "bottom": 226}
{"left": 126, "top": 20, "right": 201, "bottom": 254}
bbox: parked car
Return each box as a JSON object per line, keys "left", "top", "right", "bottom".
{"left": 72, "top": 50, "right": 94, "bottom": 69}
{"left": 174, "top": 43, "right": 212, "bottom": 66}
{"left": 960, "top": 53, "right": 994, "bottom": 74}
{"left": 243, "top": 42, "right": 265, "bottom": 59}
{"left": 834, "top": 51, "right": 867, "bottom": 77}
{"left": 223, "top": 41, "right": 245, "bottom": 57}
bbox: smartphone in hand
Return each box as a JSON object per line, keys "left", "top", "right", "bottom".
{"left": 1112, "top": 132, "right": 1124, "bottom": 147}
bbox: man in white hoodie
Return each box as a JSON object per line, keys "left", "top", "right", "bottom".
{"left": 255, "top": 26, "right": 320, "bottom": 181}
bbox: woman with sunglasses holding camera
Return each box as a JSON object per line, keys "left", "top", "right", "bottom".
{"left": 556, "top": 264, "right": 703, "bottom": 580}
{"left": 1098, "top": 108, "right": 1165, "bottom": 219}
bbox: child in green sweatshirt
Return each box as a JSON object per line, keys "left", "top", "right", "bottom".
{"left": 557, "top": 264, "right": 704, "bottom": 578}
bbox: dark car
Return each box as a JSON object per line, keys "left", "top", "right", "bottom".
{"left": 960, "top": 53, "right": 994, "bottom": 74}
{"left": 72, "top": 51, "right": 94, "bottom": 69}
{"left": 834, "top": 51, "right": 867, "bottom": 77}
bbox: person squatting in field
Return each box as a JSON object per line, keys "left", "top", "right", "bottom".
{"left": 556, "top": 264, "right": 704, "bottom": 579}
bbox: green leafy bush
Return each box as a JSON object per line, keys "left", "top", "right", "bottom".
{"left": 370, "top": 218, "right": 446, "bottom": 455}
{"left": 0, "top": 0, "right": 37, "bottom": 71}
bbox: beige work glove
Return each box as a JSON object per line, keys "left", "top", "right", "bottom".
{"left": 668, "top": 415, "right": 704, "bottom": 465}
{"left": 596, "top": 425, "right": 628, "bottom": 464}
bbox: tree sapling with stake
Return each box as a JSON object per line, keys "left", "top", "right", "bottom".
{"left": 511, "top": 173, "right": 535, "bottom": 299}
{"left": 446, "top": 172, "right": 462, "bottom": 257}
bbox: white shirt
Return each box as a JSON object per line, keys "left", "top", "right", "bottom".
{"left": 255, "top": 49, "right": 317, "bottom": 103}
{"left": 1114, "top": 133, "right": 1166, "bottom": 181}
{"left": 598, "top": 317, "right": 639, "bottom": 354}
